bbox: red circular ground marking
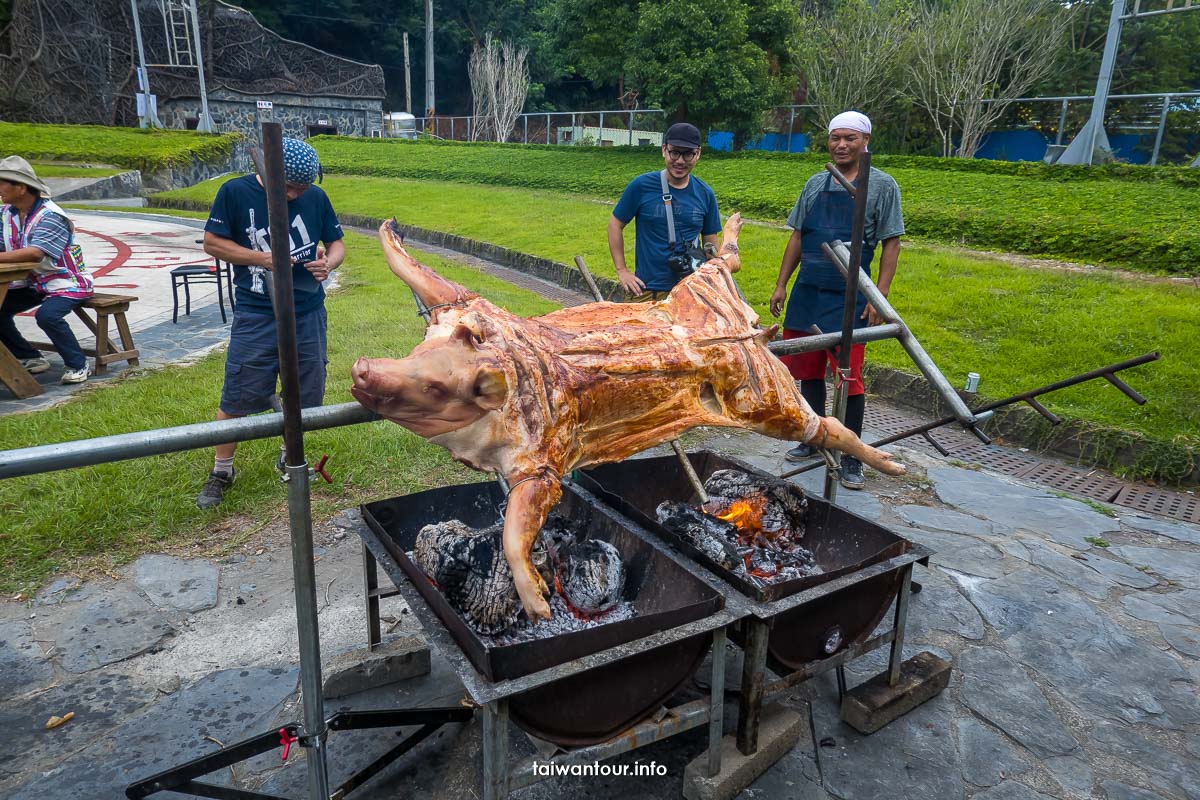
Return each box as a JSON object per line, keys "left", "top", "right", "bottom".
{"left": 76, "top": 227, "right": 132, "bottom": 277}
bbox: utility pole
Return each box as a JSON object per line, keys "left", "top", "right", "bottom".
{"left": 187, "top": 0, "right": 213, "bottom": 131}
{"left": 403, "top": 32, "right": 412, "bottom": 115}
{"left": 129, "top": 0, "right": 163, "bottom": 127}
{"left": 425, "top": 0, "right": 435, "bottom": 120}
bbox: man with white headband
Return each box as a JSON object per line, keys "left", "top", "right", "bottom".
{"left": 196, "top": 137, "right": 345, "bottom": 509}
{"left": 769, "top": 110, "right": 904, "bottom": 490}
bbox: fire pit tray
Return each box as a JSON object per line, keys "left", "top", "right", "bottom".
{"left": 361, "top": 480, "right": 725, "bottom": 684}
{"left": 577, "top": 450, "right": 911, "bottom": 603}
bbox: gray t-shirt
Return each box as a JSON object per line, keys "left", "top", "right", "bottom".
{"left": 785, "top": 166, "right": 905, "bottom": 247}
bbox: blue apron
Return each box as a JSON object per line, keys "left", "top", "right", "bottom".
{"left": 783, "top": 174, "right": 875, "bottom": 335}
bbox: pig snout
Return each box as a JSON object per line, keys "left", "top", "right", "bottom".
{"left": 352, "top": 357, "right": 372, "bottom": 388}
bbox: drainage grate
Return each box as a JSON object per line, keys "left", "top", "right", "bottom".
{"left": 942, "top": 442, "right": 1042, "bottom": 477}
{"left": 1111, "top": 486, "right": 1200, "bottom": 525}
{"left": 1012, "top": 462, "right": 1127, "bottom": 504}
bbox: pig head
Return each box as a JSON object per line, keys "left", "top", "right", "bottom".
{"left": 354, "top": 218, "right": 904, "bottom": 623}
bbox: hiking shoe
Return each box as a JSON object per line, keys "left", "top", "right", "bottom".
{"left": 60, "top": 366, "right": 91, "bottom": 384}
{"left": 20, "top": 357, "right": 50, "bottom": 374}
{"left": 197, "top": 471, "right": 234, "bottom": 509}
{"left": 839, "top": 456, "right": 865, "bottom": 490}
{"left": 785, "top": 443, "right": 816, "bottom": 462}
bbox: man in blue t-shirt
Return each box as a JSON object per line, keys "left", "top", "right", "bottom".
{"left": 608, "top": 122, "right": 721, "bottom": 299}
{"left": 196, "top": 137, "right": 345, "bottom": 509}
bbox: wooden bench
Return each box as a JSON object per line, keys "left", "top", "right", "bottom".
{"left": 30, "top": 293, "right": 141, "bottom": 375}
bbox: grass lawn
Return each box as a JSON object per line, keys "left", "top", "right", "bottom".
{"left": 154, "top": 175, "right": 1199, "bottom": 464}
{"left": 310, "top": 138, "right": 1200, "bottom": 276}
{"left": 0, "top": 230, "right": 561, "bottom": 595}
{"left": 32, "top": 163, "right": 125, "bottom": 179}
{"left": 1, "top": 121, "right": 242, "bottom": 172}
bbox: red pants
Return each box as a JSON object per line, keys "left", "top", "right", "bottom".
{"left": 780, "top": 329, "right": 865, "bottom": 397}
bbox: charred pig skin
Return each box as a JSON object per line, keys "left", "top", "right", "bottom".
{"left": 352, "top": 214, "right": 904, "bottom": 621}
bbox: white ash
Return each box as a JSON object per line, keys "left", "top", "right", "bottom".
{"left": 481, "top": 595, "right": 637, "bottom": 647}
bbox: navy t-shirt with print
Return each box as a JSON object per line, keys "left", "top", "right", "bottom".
{"left": 612, "top": 171, "right": 721, "bottom": 292}
{"left": 205, "top": 175, "right": 343, "bottom": 315}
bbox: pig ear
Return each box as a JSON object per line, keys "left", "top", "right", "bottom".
{"left": 473, "top": 366, "right": 508, "bottom": 410}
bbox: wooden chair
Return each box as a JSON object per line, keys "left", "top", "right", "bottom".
{"left": 30, "top": 293, "right": 141, "bottom": 375}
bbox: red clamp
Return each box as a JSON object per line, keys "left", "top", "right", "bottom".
{"left": 312, "top": 454, "right": 332, "bottom": 484}
{"left": 279, "top": 728, "right": 299, "bottom": 761}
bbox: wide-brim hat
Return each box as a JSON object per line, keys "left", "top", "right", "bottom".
{"left": 0, "top": 155, "right": 51, "bottom": 197}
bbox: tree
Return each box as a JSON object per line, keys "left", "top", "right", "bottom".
{"left": 905, "top": 0, "right": 1069, "bottom": 157}
{"left": 468, "top": 34, "right": 530, "bottom": 141}
{"left": 792, "top": 0, "right": 913, "bottom": 129}
{"left": 543, "top": 0, "right": 638, "bottom": 101}
{"left": 628, "top": 0, "right": 790, "bottom": 145}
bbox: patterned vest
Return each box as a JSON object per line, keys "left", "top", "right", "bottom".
{"left": 1, "top": 199, "right": 93, "bottom": 298}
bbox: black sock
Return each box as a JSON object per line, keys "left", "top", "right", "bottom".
{"left": 800, "top": 380, "right": 827, "bottom": 416}
{"left": 845, "top": 394, "right": 866, "bottom": 439}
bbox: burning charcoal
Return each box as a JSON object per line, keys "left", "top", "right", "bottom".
{"left": 703, "top": 469, "right": 808, "bottom": 540}
{"left": 558, "top": 539, "right": 625, "bottom": 614}
{"left": 655, "top": 501, "right": 745, "bottom": 573}
{"left": 746, "top": 548, "right": 781, "bottom": 578}
{"left": 482, "top": 595, "right": 638, "bottom": 647}
{"left": 415, "top": 520, "right": 527, "bottom": 634}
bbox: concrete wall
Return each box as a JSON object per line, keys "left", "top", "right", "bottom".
{"left": 160, "top": 90, "right": 383, "bottom": 142}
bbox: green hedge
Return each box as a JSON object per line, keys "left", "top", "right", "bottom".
{"left": 311, "top": 138, "right": 1200, "bottom": 275}
{"left": 1, "top": 122, "right": 243, "bottom": 172}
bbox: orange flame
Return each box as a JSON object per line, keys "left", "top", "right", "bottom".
{"left": 714, "top": 494, "right": 767, "bottom": 535}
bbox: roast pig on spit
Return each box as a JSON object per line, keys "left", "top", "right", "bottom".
{"left": 351, "top": 213, "right": 904, "bottom": 621}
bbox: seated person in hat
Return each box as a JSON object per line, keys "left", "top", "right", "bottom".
{"left": 195, "top": 137, "right": 345, "bottom": 510}
{"left": 608, "top": 122, "right": 724, "bottom": 299}
{"left": 0, "top": 156, "right": 95, "bottom": 384}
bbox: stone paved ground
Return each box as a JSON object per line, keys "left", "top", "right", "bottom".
{"left": 1, "top": 427, "right": 1197, "bottom": 800}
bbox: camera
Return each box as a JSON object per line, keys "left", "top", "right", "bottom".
{"left": 666, "top": 243, "right": 708, "bottom": 279}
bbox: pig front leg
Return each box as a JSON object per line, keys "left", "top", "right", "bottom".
{"left": 501, "top": 472, "right": 562, "bottom": 621}
{"left": 379, "top": 219, "right": 476, "bottom": 313}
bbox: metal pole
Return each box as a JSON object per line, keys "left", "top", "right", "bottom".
{"left": 706, "top": 626, "right": 726, "bottom": 778}
{"left": 261, "top": 123, "right": 330, "bottom": 800}
{"left": 823, "top": 154, "right": 871, "bottom": 501}
{"left": 1056, "top": 98, "right": 1068, "bottom": 146}
{"left": 523, "top": 114, "right": 528, "bottom": 144}
{"left": 629, "top": 111, "right": 634, "bottom": 146}
{"left": 0, "top": 402, "right": 372, "bottom": 480}
{"left": 129, "top": 0, "right": 162, "bottom": 128}
{"left": 599, "top": 111, "right": 604, "bottom": 141}
{"left": 187, "top": 0, "right": 212, "bottom": 132}
{"left": 403, "top": 32, "right": 412, "bottom": 114}
{"left": 786, "top": 107, "right": 796, "bottom": 153}
{"left": 546, "top": 113, "right": 551, "bottom": 144}
{"left": 1150, "top": 94, "right": 1170, "bottom": 166}
{"left": 424, "top": 0, "right": 435, "bottom": 118}
{"left": 1059, "top": 0, "right": 1125, "bottom": 164}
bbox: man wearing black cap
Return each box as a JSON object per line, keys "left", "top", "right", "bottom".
{"left": 608, "top": 122, "right": 722, "bottom": 298}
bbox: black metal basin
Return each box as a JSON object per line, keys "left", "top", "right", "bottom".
{"left": 361, "top": 481, "right": 724, "bottom": 745}
{"left": 577, "top": 450, "right": 912, "bottom": 671}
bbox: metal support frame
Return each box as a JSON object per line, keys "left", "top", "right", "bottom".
{"left": 358, "top": 530, "right": 739, "bottom": 800}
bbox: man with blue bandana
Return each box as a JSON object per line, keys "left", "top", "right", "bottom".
{"left": 196, "top": 137, "right": 345, "bottom": 509}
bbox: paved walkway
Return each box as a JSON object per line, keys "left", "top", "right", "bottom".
{"left": 1, "top": 210, "right": 1197, "bottom": 799}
